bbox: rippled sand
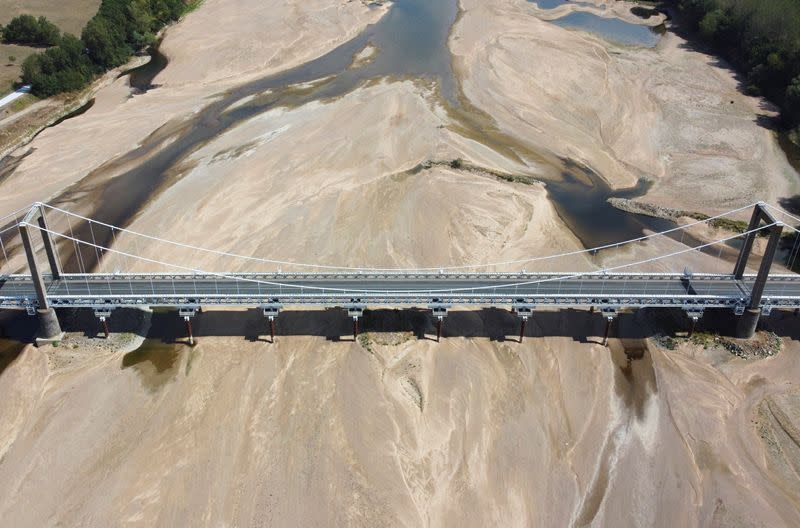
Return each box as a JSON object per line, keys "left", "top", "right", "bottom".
{"left": 1, "top": 309, "right": 799, "bottom": 526}
{"left": 1, "top": 0, "right": 800, "bottom": 526}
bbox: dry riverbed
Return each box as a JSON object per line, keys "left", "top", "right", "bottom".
{"left": 1, "top": 0, "right": 800, "bottom": 526}
{"left": 1, "top": 308, "right": 800, "bottom": 526}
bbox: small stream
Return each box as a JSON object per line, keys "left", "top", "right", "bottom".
{"left": 127, "top": 45, "right": 169, "bottom": 92}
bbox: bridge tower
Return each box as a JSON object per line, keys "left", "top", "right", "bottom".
{"left": 733, "top": 203, "right": 783, "bottom": 339}
{"left": 18, "top": 204, "right": 63, "bottom": 344}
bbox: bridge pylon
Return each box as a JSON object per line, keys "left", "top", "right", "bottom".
{"left": 19, "top": 204, "right": 63, "bottom": 344}
{"left": 733, "top": 203, "right": 784, "bottom": 338}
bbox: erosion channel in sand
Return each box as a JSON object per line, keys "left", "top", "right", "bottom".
{"left": 3, "top": 1, "right": 800, "bottom": 526}
{"left": 16, "top": 0, "right": 691, "bottom": 273}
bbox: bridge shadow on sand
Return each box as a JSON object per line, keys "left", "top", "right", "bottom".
{"left": 3, "top": 306, "right": 797, "bottom": 346}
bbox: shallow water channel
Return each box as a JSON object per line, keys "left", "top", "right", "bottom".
{"left": 46, "top": 0, "right": 677, "bottom": 270}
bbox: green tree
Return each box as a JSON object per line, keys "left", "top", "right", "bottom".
{"left": 82, "top": 18, "right": 129, "bottom": 69}
{"left": 2, "top": 14, "right": 60, "bottom": 46}
{"left": 18, "top": 0, "right": 196, "bottom": 98}
{"left": 785, "top": 76, "right": 800, "bottom": 125}
{"left": 36, "top": 16, "right": 61, "bottom": 46}
{"left": 698, "top": 8, "right": 729, "bottom": 40}
{"left": 671, "top": 0, "right": 800, "bottom": 131}
{"left": 22, "top": 33, "right": 92, "bottom": 96}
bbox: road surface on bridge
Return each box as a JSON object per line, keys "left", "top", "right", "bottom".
{"left": 2, "top": 272, "right": 800, "bottom": 310}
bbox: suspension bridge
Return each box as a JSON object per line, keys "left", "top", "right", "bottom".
{"left": 1, "top": 201, "right": 800, "bottom": 345}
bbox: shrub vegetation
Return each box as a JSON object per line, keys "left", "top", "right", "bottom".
{"left": 19, "top": 0, "right": 190, "bottom": 96}
{"left": 2, "top": 15, "right": 61, "bottom": 47}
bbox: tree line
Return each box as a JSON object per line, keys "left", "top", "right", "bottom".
{"left": 4, "top": 0, "right": 190, "bottom": 97}
{"left": 669, "top": 0, "right": 800, "bottom": 137}
{"left": 1, "top": 15, "right": 61, "bottom": 47}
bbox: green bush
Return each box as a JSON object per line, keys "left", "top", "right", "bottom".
{"left": 22, "top": 34, "right": 93, "bottom": 96}
{"left": 82, "top": 17, "right": 130, "bottom": 69}
{"left": 22, "top": 0, "right": 193, "bottom": 97}
{"left": 2, "top": 15, "right": 61, "bottom": 46}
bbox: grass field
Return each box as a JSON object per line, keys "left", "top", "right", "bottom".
{"left": 0, "top": 0, "right": 101, "bottom": 95}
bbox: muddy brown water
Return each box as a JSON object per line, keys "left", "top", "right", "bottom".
{"left": 9, "top": 0, "right": 686, "bottom": 272}
{"left": 121, "top": 339, "right": 183, "bottom": 392}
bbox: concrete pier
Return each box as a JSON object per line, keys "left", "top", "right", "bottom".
{"left": 736, "top": 308, "right": 760, "bottom": 339}
{"left": 35, "top": 308, "right": 63, "bottom": 346}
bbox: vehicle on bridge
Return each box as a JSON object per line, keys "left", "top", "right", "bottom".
{"left": 0, "top": 202, "right": 797, "bottom": 345}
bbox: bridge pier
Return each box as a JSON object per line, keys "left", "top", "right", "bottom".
{"left": 94, "top": 309, "right": 113, "bottom": 339}
{"left": 346, "top": 304, "right": 365, "bottom": 341}
{"left": 185, "top": 318, "right": 194, "bottom": 345}
{"left": 601, "top": 309, "right": 617, "bottom": 347}
{"left": 262, "top": 304, "right": 281, "bottom": 343}
{"left": 513, "top": 303, "right": 534, "bottom": 343}
{"left": 430, "top": 303, "right": 449, "bottom": 342}
{"left": 684, "top": 309, "right": 704, "bottom": 338}
{"left": 179, "top": 307, "right": 197, "bottom": 346}
{"left": 35, "top": 308, "right": 63, "bottom": 345}
{"left": 736, "top": 308, "right": 761, "bottom": 339}
{"left": 732, "top": 204, "right": 783, "bottom": 339}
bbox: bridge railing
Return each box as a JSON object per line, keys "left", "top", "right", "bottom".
{"left": 3, "top": 201, "right": 800, "bottom": 311}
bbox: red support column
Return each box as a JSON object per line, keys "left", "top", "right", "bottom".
{"left": 353, "top": 318, "right": 359, "bottom": 340}
{"left": 270, "top": 318, "right": 275, "bottom": 343}
{"left": 185, "top": 317, "right": 194, "bottom": 346}
{"left": 602, "top": 317, "right": 612, "bottom": 347}
{"left": 519, "top": 318, "right": 527, "bottom": 343}
{"left": 101, "top": 318, "right": 110, "bottom": 339}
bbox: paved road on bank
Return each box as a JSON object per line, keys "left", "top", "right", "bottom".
{"left": 0, "top": 85, "right": 31, "bottom": 110}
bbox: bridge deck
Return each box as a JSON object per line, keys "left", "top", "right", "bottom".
{"left": 2, "top": 272, "right": 800, "bottom": 311}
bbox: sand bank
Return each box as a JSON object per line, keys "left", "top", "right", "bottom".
{"left": 0, "top": 0, "right": 387, "bottom": 215}
{"left": 113, "top": 80, "right": 585, "bottom": 272}
{"left": 1, "top": 308, "right": 799, "bottom": 526}
{"left": 451, "top": 0, "right": 798, "bottom": 213}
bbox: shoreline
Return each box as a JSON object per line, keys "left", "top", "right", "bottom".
{"left": 0, "top": 54, "right": 150, "bottom": 162}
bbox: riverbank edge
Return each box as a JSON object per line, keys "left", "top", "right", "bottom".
{"left": 0, "top": 54, "right": 151, "bottom": 162}
{"left": 608, "top": 197, "right": 757, "bottom": 234}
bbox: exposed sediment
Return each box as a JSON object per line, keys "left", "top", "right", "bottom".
{"left": 607, "top": 197, "right": 686, "bottom": 220}
{"left": 0, "top": 0, "right": 800, "bottom": 525}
